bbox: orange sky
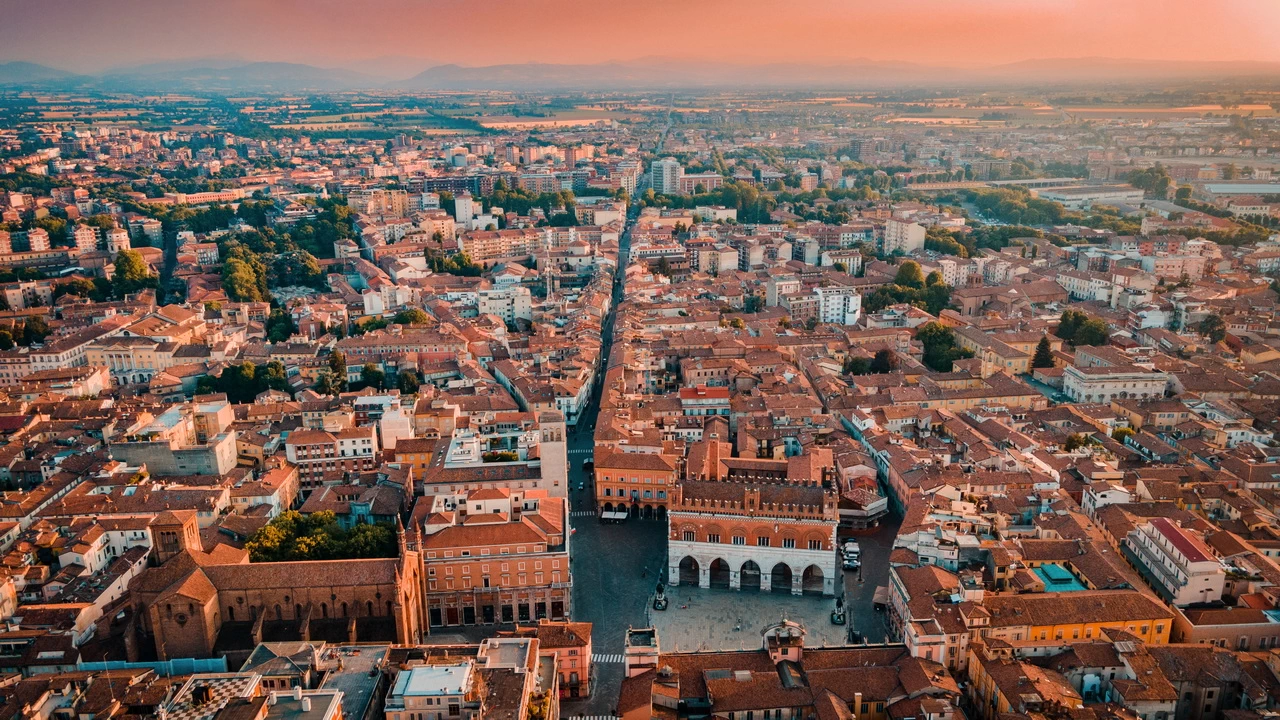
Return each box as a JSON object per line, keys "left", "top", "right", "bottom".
{"left": 3, "top": 0, "right": 1279, "bottom": 73}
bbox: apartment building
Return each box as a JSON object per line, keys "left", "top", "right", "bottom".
{"left": 1122, "top": 518, "right": 1226, "bottom": 606}
{"left": 284, "top": 425, "right": 381, "bottom": 485}
{"left": 882, "top": 219, "right": 925, "bottom": 254}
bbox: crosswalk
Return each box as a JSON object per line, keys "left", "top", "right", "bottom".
{"left": 568, "top": 448, "right": 594, "bottom": 456}
{"left": 592, "top": 653, "right": 625, "bottom": 663}
{"left": 570, "top": 510, "right": 596, "bottom": 517}
{"left": 563, "top": 715, "right": 617, "bottom": 720}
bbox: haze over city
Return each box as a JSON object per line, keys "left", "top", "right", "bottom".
{"left": 3, "top": 0, "right": 1280, "bottom": 79}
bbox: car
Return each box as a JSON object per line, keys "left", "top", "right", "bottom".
{"left": 842, "top": 558, "right": 860, "bottom": 571}
{"left": 577, "top": 483, "right": 585, "bottom": 491}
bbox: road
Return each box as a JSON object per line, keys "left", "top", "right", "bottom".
{"left": 839, "top": 511, "right": 903, "bottom": 643}
{"left": 560, "top": 207, "right": 653, "bottom": 719}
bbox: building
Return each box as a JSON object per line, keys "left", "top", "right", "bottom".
{"left": 814, "top": 286, "right": 863, "bottom": 326}
{"left": 415, "top": 488, "right": 572, "bottom": 628}
{"left": 616, "top": 623, "right": 964, "bottom": 720}
{"left": 1122, "top": 518, "right": 1226, "bottom": 606}
{"left": 650, "top": 158, "right": 683, "bottom": 195}
{"left": 478, "top": 286, "right": 533, "bottom": 325}
{"left": 1062, "top": 364, "right": 1170, "bottom": 404}
{"left": 285, "top": 426, "right": 381, "bottom": 486}
{"left": 667, "top": 464, "right": 840, "bottom": 596}
{"left": 593, "top": 450, "right": 678, "bottom": 519}
{"left": 882, "top": 220, "right": 925, "bottom": 255}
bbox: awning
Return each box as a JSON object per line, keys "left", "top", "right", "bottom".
{"left": 873, "top": 586, "right": 890, "bottom": 605}
{"left": 601, "top": 510, "right": 628, "bottom": 520}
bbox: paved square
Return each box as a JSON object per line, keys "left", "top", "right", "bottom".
{"left": 646, "top": 586, "right": 849, "bottom": 652}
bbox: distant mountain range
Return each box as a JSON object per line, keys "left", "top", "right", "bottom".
{"left": 3, "top": 57, "right": 1280, "bottom": 93}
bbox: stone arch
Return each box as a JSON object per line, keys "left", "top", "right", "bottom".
{"left": 803, "top": 531, "right": 828, "bottom": 550}
{"left": 678, "top": 556, "right": 700, "bottom": 586}
{"left": 740, "top": 560, "right": 762, "bottom": 591}
{"left": 802, "top": 565, "right": 825, "bottom": 595}
{"left": 770, "top": 563, "right": 793, "bottom": 594}
{"left": 603, "top": 502, "right": 614, "bottom": 513}
{"left": 709, "top": 558, "right": 731, "bottom": 588}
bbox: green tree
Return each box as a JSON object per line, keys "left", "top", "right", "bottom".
{"left": 870, "top": 349, "right": 897, "bottom": 374}
{"left": 1063, "top": 433, "right": 1093, "bottom": 452}
{"left": 260, "top": 360, "right": 289, "bottom": 392}
{"left": 20, "top": 315, "right": 49, "bottom": 346}
{"left": 0, "top": 330, "right": 12, "bottom": 351}
{"left": 1198, "top": 313, "right": 1227, "bottom": 344}
{"left": 222, "top": 257, "right": 264, "bottom": 302}
{"left": 1031, "top": 336, "right": 1055, "bottom": 369}
{"left": 894, "top": 260, "right": 926, "bottom": 289}
{"left": 1112, "top": 427, "right": 1136, "bottom": 443}
{"left": 397, "top": 372, "right": 421, "bottom": 394}
{"left": 327, "top": 351, "right": 347, "bottom": 393}
{"left": 393, "top": 308, "right": 430, "bottom": 325}
{"left": 361, "top": 362, "right": 386, "bottom": 390}
{"left": 843, "top": 356, "right": 871, "bottom": 375}
{"left": 916, "top": 321, "right": 973, "bottom": 372}
{"left": 1073, "top": 319, "right": 1110, "bottom": 347}
{"left": 112, "top": 249, "right": 154, "bottom": 299}
{"left": 1055, "top": 310, "right": 1088, "bottom": 343}
{"left": 265, "top": 307, "right": 296, "bottom": 343}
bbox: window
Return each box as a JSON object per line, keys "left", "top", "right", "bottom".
{"left": 808, "top": 540, "right": 822, "bottom": 550}
{"left": 707, "top": 534, "right": 720, "bottom": 544}
{"left": 782, "top": 538, "right": 796, "bottom": 549}
{"left": 758, "top": 537, "right": 770, "bottom": 547}
{"left": 683, "top": 531, "right": 696, "bottom": 542}
{"left": 732, "top": 536, "right": 745, "bottom": 545}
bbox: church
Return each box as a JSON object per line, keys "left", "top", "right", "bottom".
{"left": 127, "top": 510, "right": 425, "bottom": 660}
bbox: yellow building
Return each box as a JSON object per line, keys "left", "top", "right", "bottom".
{"left": 979, "top": 591, "right": 1174, "bottom": 646}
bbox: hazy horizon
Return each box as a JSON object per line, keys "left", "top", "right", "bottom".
{"left": 3, "top": 0, "right": 1280, "bottom": 76}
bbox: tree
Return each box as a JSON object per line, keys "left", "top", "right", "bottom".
{"left": 804, "top": 316, "right": 819, "bottom": 331}
{"left": 0, "top": 330, "right": 12, "bottom": 351}
{"left": 1055, "top": 309, "right": 1087, "bottom": 342}
{"left": 1073, "top": 319, "right": 1110, "bottom": 347}
{"left": 265, "top": 307, "right": 296, "bottom": 343}
{"left": 393, "top": 308, "right": 430, "bottom": 325}
{"left": 222, "top": 257, "right": 264, "bottom": 302}
{"left": 894, "top": 260, "right": 926, "bottom": 289}
{"left": 397, "top": 372, "right": 421, "bottom": 394}
{"left": 843, "top": 356, "right": 871, "bottom": 375}
{"left": 870, "top": 349, "right": 897, "bottom": 374}
{"left": 112, "top": 249, "right": 154, "bottom": 299}
{"left": 1112, "top": 427, "right": 1135, "bottom": 443}
{"left": 1063, "top": 433, "right": 1093, "bottom": 452}
{"left": 361, "top": 362, "right": 385, "bottom": 390}
{"left": 1198, "top": 313, "right": 1227, "bottom": 344}
{"left": 925, "top": 270, "right": 945, "bottom": 287}
{"left": 1031, "top": 336, "right": 1055, "bottom": 369}
{"left": 20, "top": 315, "right": 49, "bottom": 346}
{"left": 916, "top": 321, "right": 973, "bottom": 372}
{"left": 327, "top": 351, "right": 347, "bottom": 393}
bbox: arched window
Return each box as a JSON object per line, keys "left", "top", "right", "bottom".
{"left": 368, "top": 601, "right": 375, "bottom": 616}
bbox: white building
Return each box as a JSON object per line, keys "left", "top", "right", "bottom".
{"left": 1123, "top": 518, "right": 1226, "bottom": 607}
{"left": 650, "top": 158, "right": 683, "bottom": 195}
{"left": 1062, "top": 364, "right": 1169, "bottom": 404}
{"left": 882, "top": 219, "right": 925, "bottom": 255}
{"left": 478, "top": 286, "right": 533, "bottom": 324}
{"left": 814, "top": 286, "right": 863, "bottom": 325}
{"left": 454, "top": 192, "right": 476, "bottom": 229}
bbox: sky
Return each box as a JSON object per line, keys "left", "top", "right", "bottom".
{"left": 3, "top": 0, "right": 1280, "bottom": 75}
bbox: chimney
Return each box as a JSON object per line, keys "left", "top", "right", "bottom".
{"left": 293, "top": 686, "right": 303, "bottom": 701}
{"left": 301, "top": 698, "right": 312, "bottom": 712}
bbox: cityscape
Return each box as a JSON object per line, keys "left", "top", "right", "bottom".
{"left": 5, "top": 3, "right": 1280, "bottom": 720}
